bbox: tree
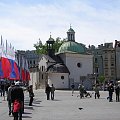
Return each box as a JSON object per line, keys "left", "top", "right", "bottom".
{"left": 34, "top": 37, "right": 66, "bottom": 54}
{"left": 98, "top": 75, "right": 105, "bottom": 84}
{"left": 98, "top": 75, "right": 105, "bottom": 90}
{"left": 34, "top": 39, "right": 47, "bottom": 54}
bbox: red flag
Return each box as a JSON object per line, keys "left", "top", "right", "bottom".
{"left": 1, "top": 57, "right": 11, "bottom": 79}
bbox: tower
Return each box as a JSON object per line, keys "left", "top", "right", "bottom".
{"left": 67, "top": 25, "right": 75, "bottom": 42}
{"left": 46, "top": 34, "right": 55, "bottom": 57}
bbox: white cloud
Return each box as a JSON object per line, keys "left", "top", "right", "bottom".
{"left": 0, "top": 0, "right": 120, "bottom": 50}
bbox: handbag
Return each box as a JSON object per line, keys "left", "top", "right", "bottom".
{"left": 30, "top": 92, "right": 34, "bottom": 97}
{"left": 13, "top": 100, "right": 21, "bottom": 112}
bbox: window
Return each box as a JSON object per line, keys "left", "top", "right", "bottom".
{"left": 34, "top": 60, "right": 35, "bottom": 65}
{"left": 42, "top": 66, "right": 44, "bottom": 71}
{"left": 104, "top": 69, "right": 108, "bottom": 76}
{"left": 96, "top": 68, "right": 99, "bottom": 73}
{"left": 42, "top": 74, "right": 43, "bottom": 79}
{"left": 111, "top": 71, "right": 114, "bottom": 76}
{"left": 104, "top": 55, "right": 108, "bottom": 59}
{"left": 95, "top": 58, "right": 97, "bottom": 63}
{"left": 61, "top": 76, "right": 64, "bottom": 80}
{"left": 44, "top": 66, "right": 45, "bottom": 71}
{"left": 111, "top": 69, "right": 115, "bottom": 76}
{"left": 111, "top": 63, "right": 114, "bottom": 66}
{"left": 111, "top": 55, "right": 114, "bottom": 59}
{"left": 105, "top": 62, "right": 108, "bottom": 67}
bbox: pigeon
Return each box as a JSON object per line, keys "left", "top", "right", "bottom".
{"left": 79, "top": 108, "right": 83, "bottom": 110}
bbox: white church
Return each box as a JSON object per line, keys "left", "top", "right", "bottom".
{"left": 38, "top": 27, "right": 93, "bottom": 89}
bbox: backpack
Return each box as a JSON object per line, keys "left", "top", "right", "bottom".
{"left": 13, "top": 100, "right": 21, "bottom": 112}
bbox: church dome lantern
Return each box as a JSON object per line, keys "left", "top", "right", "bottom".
{"left": 58, "top": 26, "right": 86, "bottom": 54}
{"left": 46, "top": 35, "right": 55, "bottom": 57}
{"left": 67, "top": 26, "right": 75, "bottom": 42}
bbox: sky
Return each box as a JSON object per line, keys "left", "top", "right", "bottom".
{"left": 0, "top": 0, "right": 120, "bottom": 50}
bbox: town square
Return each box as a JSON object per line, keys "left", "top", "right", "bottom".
{"left": 0, "top": 0, "right": 120, "bottom": 120}
{"left": 0, "top": 89, "right": 120, "bottom": 120}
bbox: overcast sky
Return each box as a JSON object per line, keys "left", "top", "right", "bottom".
{"left": 0, "top": 0, "right": 120, "bottom": 50}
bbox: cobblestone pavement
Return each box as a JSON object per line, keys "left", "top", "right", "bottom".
{"left": 0, "top": 90, "right": 120, "bottom": 120}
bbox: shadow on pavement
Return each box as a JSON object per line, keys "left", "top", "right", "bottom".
{"left": 32, "top": 104, "right": 43, "bottom": 107}
{"left": 24, "top": 106, "right": 34, "bottom": 110}
{"left": 52, "top": 99, "right": 61, "bottom": 101}
{"left": 23, "top": 112, "right": 32, "bottom": 114}
{"left": 22, "top": 116, "right": 32, "bottom": 118}
{"left": 33, "top": 100, "right": 41, "bottom": 104}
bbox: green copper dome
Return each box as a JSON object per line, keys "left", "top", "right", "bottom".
{"left": 58, "top": 41, "right": 86, "bottom": 54}
{"left": 67, "top": 27, "right": 75, "bottom": 33}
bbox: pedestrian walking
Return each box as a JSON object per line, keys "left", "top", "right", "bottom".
{"left": 7, "top": 82, "right": 15, "bottom": 116}
{"left": 107, "top": 83, "right": 114, "bottom": 102}
{"left": 94, "top": 85, "right": 100, "bottom": 99}
{"left": 0, "top": 83, "right": 1, "bottom": 103}
{"left": 78, "top": 84, "right": 84, "bottom": 98}
{"left": 115, "top": 83, "right": 120, "bottom": 102}
{"left": 5, "top": 82, "right": 10, "bottom": 96}
{"left": 11, "top": 82, "right": 24, "bottom": 120}
{"left": 1, "top": 82, "right": 5, "bottom": 97}
{"left": 28, "top": 85, "right": 34, "bottom": 106}
{"left": 71, "top": 83, "right": 75, "bottom": 96}
{"left": 45, "top": 84, "right": 51, "bottom": 100}
{"left": 51, "top": 84, "right": 55, "bottom": 100}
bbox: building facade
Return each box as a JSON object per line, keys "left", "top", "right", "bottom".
{"left": 38, "top": 27, "right": 93, "bottom": 89}
{"left": 16, "top": 50, "right": 41, "bottom": 89}
{"left": 25, "top": 50, "right": 40, "bottom": 68}
{"left": 17, "top": 30, "right": 120, "bottom": 89}
{"left": 88, "top": 42, "right": 116, "bottom": 84}
{"left": 115, "top": 40, "right": 120, "bottom": 81}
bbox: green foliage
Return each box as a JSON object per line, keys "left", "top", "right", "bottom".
{"left": 53, "top": 37, "right": 66, "bottom": 52}
{"left": 98, "top": 75, "right": 105, "bottom": 83}
{"left": 34, "top": 39, "right": 47, "bottom": 54}
{"left": 34, "top": 37, "right": 67, "bottom": 54}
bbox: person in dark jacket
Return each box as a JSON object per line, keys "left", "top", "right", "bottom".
{"left": 115, "top": 83, "right": 120, "bottom": 102}
{"left": 108, "top": 83, "right": 114, "bottom": 102}
{"left": 45, "top": 84, "right": 51, "bottom": 100}
{"left": 1, "top": 82, "right": 5, "bottom": 97}
{"left": 51, "top": 84, "right": 55, "bottom": 100}
{"left": 7, "top": 82, "right": 15, "bottom": 115}
{"left": 71, "top": 83, "right": 75, "bottom": 96}
{"left": 28, "top": 85, "right": 34, "bottom": 106}
{"left": 94, "top": 85, "right": 100, "bottom": 99}
{"left": 11, "top": 82, "right": 24, "bottom": 120}
{"left": 5, "top": 82, "right": 10, "bottom": 96}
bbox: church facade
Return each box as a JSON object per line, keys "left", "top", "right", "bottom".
{"left": 39, "top": 27, "right": 93, "bottom": 89}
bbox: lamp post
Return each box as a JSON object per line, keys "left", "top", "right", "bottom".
{"left": 94, "top": 73, "right": 97, "bottom": 85}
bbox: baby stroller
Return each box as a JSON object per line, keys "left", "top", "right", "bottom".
{"left": 83, "top": 90, "right": 92, "bottom": 98}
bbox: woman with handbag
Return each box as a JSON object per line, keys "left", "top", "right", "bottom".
{"left": 28, "top": 85, "right": 34, "bottom": 106}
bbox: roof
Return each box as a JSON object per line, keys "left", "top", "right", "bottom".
{"left": 67, "top": 27, "right": 75, "bottom": 33}
{"left": 42, "top": 54, "right": 64, "bottom": 63}
{"left": 47, "top": 63, "right": 70, "bottom": 73}
{"left": 58, "top": 41, "right": 86, "bottom": 54}
{"left": 42, "top": 54, "right": 56, "bottom": 63}
{"left": 47, "top": 35, "right": 54, "bottom": 42}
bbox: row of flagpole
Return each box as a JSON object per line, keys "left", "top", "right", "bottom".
{"left": 0, "top": 35, "right": 30, "bottom": 81}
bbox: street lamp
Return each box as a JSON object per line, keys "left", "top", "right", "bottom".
{"left": 94, "top": 73, "right": 97, "bottom": 85}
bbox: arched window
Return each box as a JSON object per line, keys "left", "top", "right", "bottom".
{"left": 61, "top": 76, "right": 64, "bottom": 80}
